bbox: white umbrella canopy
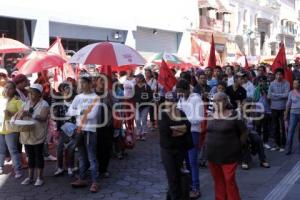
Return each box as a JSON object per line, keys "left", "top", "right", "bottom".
{"left": 0, "top": 36, "right": 30, "bottom": 54}
{"left": 69, "top": 42, "right": 146, "bottom": 71}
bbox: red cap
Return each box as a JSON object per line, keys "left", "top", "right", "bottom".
{"left": 13, "top": 74, "right": 28, "bottom": 84}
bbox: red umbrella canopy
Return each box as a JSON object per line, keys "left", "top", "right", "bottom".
{"left": 68, "top": 42, "right": 146, "bottom": 69}
{"left": 16, "top": 51, "right": 66, "bottom": 75}
{"left": 0, "top": 37, "right": 30, "bottom": 53}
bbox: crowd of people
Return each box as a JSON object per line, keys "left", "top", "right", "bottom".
{"left": 0, "top": 60, "right": 299, "bottom": 199}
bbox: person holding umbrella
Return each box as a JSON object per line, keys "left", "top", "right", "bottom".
{"left": 68, "top": 74, "right": 100, "bottom": 193}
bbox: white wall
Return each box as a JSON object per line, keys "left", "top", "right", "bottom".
{"left": 0, "top": 0, "right": 199, "bottom": 49}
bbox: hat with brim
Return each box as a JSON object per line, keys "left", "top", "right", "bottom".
{"left": 0, "top": 68, "right": 8, "bottom": 76}
{"left": 29, "top": 83, "right": 43, "bottom": 93}
{"left": 13, "top": 74, "right": 28, "bottom": 84}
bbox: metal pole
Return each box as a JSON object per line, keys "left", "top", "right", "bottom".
{"left": 248, "top": 35, "right": 251, "bottom": 56}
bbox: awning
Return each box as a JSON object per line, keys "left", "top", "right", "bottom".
{"left": 198, "top": 0, "right": 217, "bottom": 9}
{"left": 216, "top": 0, "right": 231, "bottom": 13}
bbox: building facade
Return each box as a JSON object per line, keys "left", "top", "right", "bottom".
{"left": 0, "top": 0, "right": 199, "bottom": 59}
{"left": 228, "top": 0, "right": 299, "bottom": 56}
{"left": 196, "top": 0, "right": 232, "bottom": 61}
{"left": 1, "top": 0, "right": 300, "bottom": 63}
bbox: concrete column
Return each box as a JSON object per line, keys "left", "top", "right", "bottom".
{"left": 125, "top": 30, "right": 136, "bottom": 49}
{"left": 31, "top": 17, "right": 49, "bottom": 48}
{"left": 178, "top": 31, "right": 191, "bottom": 57}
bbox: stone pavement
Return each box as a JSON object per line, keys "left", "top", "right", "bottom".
{"left": 0, "top": 130, "right": 300, "bottom": 200}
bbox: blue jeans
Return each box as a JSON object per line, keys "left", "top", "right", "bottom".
{"left": 56, "top": 132, "right": 77, "bottom": 169}
{"left": 0, "top": 133, "right": 21, "bottom": 173}
{"left": 78, "top": 131, "right": 98, "bottom": 182}
{"left": 287, "top": 113, "right": 300, "bottom": 151}
{"left": 135, "top": 107, "right": 150, "bottom": 135}
{"left": 188, "top": 131, "right": 200, "bottom": 191}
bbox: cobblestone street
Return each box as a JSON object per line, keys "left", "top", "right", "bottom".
{"left": 0, "top": 130, "right": 299, "bottom": 200}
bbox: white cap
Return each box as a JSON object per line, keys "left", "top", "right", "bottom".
{"left": 0, "top": 68, "right": 8, "bottom": 76}
{"left": 30, "top": 83, "right": 43, "bottom": 93}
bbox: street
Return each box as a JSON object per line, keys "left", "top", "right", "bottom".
{"left": 0, "top": 130, "right": 299, "bottom": 200}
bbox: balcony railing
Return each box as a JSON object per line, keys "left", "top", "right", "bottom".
{"left": 255, "top": 0, "right": 280, "bottom": 9}
{"left": 281, "top": 26, "right": 297, "bottom": 36}
{"left": 199, "top": 16, "right": 230, "bottom": 33}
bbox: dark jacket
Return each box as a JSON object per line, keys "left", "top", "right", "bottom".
{"left": 53, "top": 100, "right": 76, "bottom": 131}
{"left": 158, "top": 110, "right": 193, "bottom": 150}
{"left": 205, "top": 112, "right": 247, "bottom": 164}
{"left": 226, "top": 85, "right": 247, "bottom": 109}
{"left": 134, "top": 83, "right": 153, "bottom": 110}
{"left": 193, "top": 84, "right": 211, "bottom": 102}
{"left": 96, "top": 90, "right": 113, "bottom": 127}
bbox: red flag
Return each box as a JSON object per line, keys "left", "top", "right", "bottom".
{"left": 207, "top": 34, "right": 216, "bottom": 68}
{"left": 244, "top": 54, "right": 250, "bottom": 71}
{"left": 53, "top": 68, "right": 59, "bottom": 92}
{"left": 271, "top": 42, "right": 287, "bottom": 73}
{"left": 158, "top": 59, "right": 177, "bottom": 92}
{"left": 284, "top": 67, "right": 293, "bottom": 88}
{"left": 271, "top": 42, "right": 293, "bottom": 86}
{"left": 191, "top": 36, "right": 204, "bottom": 65}
{"left": 63, "top": 64, "right": 76, "bottom": 79}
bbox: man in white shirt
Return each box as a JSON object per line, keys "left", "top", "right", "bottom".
{"left": 241, "top": 73, "right": 255, "bottom": 99}
{"left": 225, "top": 65, "right": 235, "bottom": 87}
{"left": 68, "top": 74, "right": 100, "bottom": 193}
{"left": 176, "top": 79, "right": 204, "bottom": 199}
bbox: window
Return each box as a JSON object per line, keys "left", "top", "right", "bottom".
{"left": 216, "top": 13, "right": 223, "bottom": 20}
{"left": 49, "top": 37, "right": 101, "bottom": 52}
{"left": 243, "top": 10, "right": 247, "bottom": 23}
{"left": 254, "top": 14, "right": 258, "bottom": 26}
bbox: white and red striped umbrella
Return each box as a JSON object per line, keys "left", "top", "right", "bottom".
{"left": 0, "top": 37, "right": 30, "bottom": 53}
{"left": 69, "top": 42, "right": 146, "bottom": 69}
{"left": 16, "top": 51, "right": 66, "bottom": 75}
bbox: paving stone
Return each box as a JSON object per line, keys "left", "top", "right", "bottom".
{"left": 111, "top": 192, "right": 129, "bottom": 198}
{"left": 137, "top": 181, "right": 152, "bottom": 186}
{"left": 6, "top": 196, "right": 25, "bottom": 200}
{"left": 0, "top": 131, "right": 298, "bottom": 200}
{"left": 116, "top": 180, "right": 130, "bottom": 186}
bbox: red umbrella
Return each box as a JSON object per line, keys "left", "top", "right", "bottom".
{"left": 69, "top": 42, "right": 146, "bottom": 69}
{"left": 16, "top": 51, "right": 66, "bottom": 75}
{"left": 47, "top": 37, "right": 68, "bottom": 61}
{"left": 0, "top": 36, "right": 30, "bottom": 54}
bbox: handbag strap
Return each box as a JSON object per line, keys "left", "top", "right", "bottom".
{"left": 76, "top": 96, "right": 100, "bottom": 133}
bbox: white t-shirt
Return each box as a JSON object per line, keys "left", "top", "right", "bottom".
{"left": 146, "top": 78, "right": 157, "bottom": 91}
{"left": 67, "top": 92, "right": 99, "bottom": 133}
{"left": 123, "top": 78, "right": 136, "bottom": 98}
{"left": 243, "top": 81, "right": 255, "bottom": 99}
{"left": 227, "top": 76, "right": 234, "bottom": 86}
{"left": 177, "top": 93, "right": 204, "bottom": 133}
